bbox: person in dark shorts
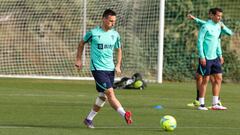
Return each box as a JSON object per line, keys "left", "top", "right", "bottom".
{"left": 75, "top": 9, "right": 132, "bottom": 128}
{"left": 197, "top": 8, "right": 231, "bottom": 110}
{"left": 187, "top": 9, "right": 232, "bottom": 108}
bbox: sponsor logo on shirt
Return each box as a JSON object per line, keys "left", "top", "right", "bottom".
{"left": 98, "top": 44, "right": 114, "bottom": 49}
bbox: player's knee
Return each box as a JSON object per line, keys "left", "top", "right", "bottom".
{"left": 215, "top": 76, "right": 222, "bottom": 84}
{"left": 105, "top": 89, "right": 116, "bottom": 101}
{"left": 196, "top": 74, "right": 202, "bottom": 80}
{"left": 95, "top": 92, "right": 107, "bottom": 107}
{"left": 210, "top": 78, "right": 215, "bottom": 84}
{"left": 99, "top": 96, "right": 107, "bottom": 101}
{"left": 95, "top": 96, "right": 106, "bottom": 107}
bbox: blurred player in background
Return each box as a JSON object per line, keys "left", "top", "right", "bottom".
{"left": 75, "top": 9, "right": 132, "bottom": 128}
{"left": 196, "top": 7, "right": 233, "bottom": 110}
{"left": 187, "top": 8, "right": 233, "bottom": 108}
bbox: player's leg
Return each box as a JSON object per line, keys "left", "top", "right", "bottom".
{"left": 196, "top": 75, "right": 200, "bottom": 101}
{"left": 83, "top": 71, "right": 109, "bottom": 128}
{"left": 198, "top": 75, "right": 210, "bottom": 110}
{"left": 83, "top": 92, "right": 107, "bottom": 128}
{"left": 187, "top": 73, "right": 201, "bottom": 107}
{"left": 212, "top": 73, "right": 221, "bottom": 102}
{"left": 88, "top": 71, "right": 132, "bottom": 125}
{"left": 197, "top": 60, "right": 210, "bottom": 110}
{"left": 209, "top": 58, "right": 226, "bottom": 110}
{"left": 209, "top": 75, "right": 223, "bottom": 107}
{"left": 104, "top": 71, "right": 132, "bottom": 124}
{"left": 208, "top": 75, "right": 215, "bottom": 109}
{"left": 210, "top": 73, "right": 226, "bottom": 110}
{"left": 104, "top": 88, "right": 132, "bottom": 124}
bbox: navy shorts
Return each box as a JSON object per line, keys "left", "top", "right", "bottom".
{"left": 197, "top": 58, "right": 222, "bottom": 76}
{"left": 91, "top": 70, "right": 115, "bottom": 92}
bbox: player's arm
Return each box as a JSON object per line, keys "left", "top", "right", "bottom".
{"left": 216, "top": 39, "right": 224, "bottom": 64}
{"left": 75, "top": 40, "right": 86, "bottom": 70}
{"left": 115, "top": 47, "right": 122, "bottom": 75}
{"left": 197, "top": 25, "right": 208, "bottom": 66}
{"left": 75, "top": 31, "right": 92, "bottom": 70}
{"left": 187, "top": 14, "right": 206, "bottom": 27}
{"left": 115, "top": 34, "right": 122, "bottom": 75}
{"left": 194, "top": 18, "right": 206, "bottom": 27}
{"left": 220, "top": 22, "right": 233, "bottom": 36}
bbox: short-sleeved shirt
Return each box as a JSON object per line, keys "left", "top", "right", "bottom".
{"left": 83, "top": 26, "right": 121, "bottom": 71}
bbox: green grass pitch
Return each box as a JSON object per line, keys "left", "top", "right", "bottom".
{"left": 0, "top": 78, "right": 239, "bottom": 135}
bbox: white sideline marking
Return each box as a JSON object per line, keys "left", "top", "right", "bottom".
{"left": 0, "top": 126, "right": 239, "bottom": 130}
{"left": 0, "top": 126, "right": 33, "bottom": 129}
{"left": 0, "top": 94, "right": 85, "bottom": 97}
{"left": 180, "top": 126, "right": 240, "bottom": 130}
{"left": 96, "top": 126, "right": 240, "bottom": 130}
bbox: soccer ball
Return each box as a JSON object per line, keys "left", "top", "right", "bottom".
{"left": 133, "top": 80, "right": 143, "bottom": 88}
{"left": 160, "top": 115, "right": 177, "bottom": 131}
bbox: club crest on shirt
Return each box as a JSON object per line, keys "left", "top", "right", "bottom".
{"left": 111, "top": 35, "right": 114, "bottom": 40}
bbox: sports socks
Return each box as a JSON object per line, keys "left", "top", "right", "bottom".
{"left": 86, "top": 109, "right": 98, "bottom": 120}
{"left": 212, "top": 96, "right": 219, "bottom": 105}
{"left": 117, "top": 107, "right": 126, "bottom": 117}
{"left": 199, "top": 97, "right": 205, "bottom": 105}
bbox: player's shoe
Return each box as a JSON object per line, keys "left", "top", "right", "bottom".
{"left": 218, "top": 101, "right": 223, "bottom": 106}
{"left": 124, "top": 111, "right": 133, "bottom": 125}
{"left": 187, "top": 100, "right": 200, "bottom": 107}
{"left": 207, "top": 101, "right": 223, "bottom": 109}
{"left": 83, "top": 118, "right": 95, "bottom": 128}
{"left": 210, "top": 104, "right": 227, "bottom": 110}
{"left": 198, "top": 104, "right": 208, "bottom": 110}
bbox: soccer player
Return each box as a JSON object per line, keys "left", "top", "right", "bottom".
{"left": 75, "top": 9, "right": 132, "bottom": 128}
{"left": 187, "top": 9, "right": 233, "bottom": 108}
{"left": 197, "top": 8, "right": 233, "bottom": 110}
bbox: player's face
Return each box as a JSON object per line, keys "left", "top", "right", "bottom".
{"left": 212, "top": 11, "right": 222, "bottom": 23}
{"left": 103, "top": 15, "right": 116, "bottom": 30}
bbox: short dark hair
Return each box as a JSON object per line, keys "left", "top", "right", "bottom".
{"left": 211, "top": 7, "right": 223, "bottom": 15}
{"left": 102, "top": 9, "right": 116, "bottom": 18}
{"left": 208, "top": 8, "right": 214, "bottom": 14}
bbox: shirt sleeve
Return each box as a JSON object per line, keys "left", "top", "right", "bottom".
{"left": 221, "top": 22, "right": 233, "bottom": 36}
{"left": 197, "top": 25, "right": 208, "bottom": 59}
{"left": 194, "top": 18, "right": 207, "bottom": 27}
{"left": 83, "top": 30, "right": 92, "bottom": 43}
{"left": 114, "top": 33, "right": 121, "bottom": 49}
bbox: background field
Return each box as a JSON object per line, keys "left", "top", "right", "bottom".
{"left": 1, "top": 0, "right": 239, "bottom": 82}
{"left": 0, "top": 78, "right": 239, "bottom": 135}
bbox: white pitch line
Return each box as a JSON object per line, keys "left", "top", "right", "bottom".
{"left": 0, "top": 94, "right": 85, "bottom": 97}
{"left": 95, "top": 126, "right": 240, "bottom": 130}
{"left": 179, "top": 126, "right": 240, "bottom": 130}
{"left": 0, "top": 125, "right": 239, "bottom": 130}
{"left": 0, "top": 126, "right": 33, "bottom": 129}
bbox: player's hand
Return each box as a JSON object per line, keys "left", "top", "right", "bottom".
{"left": 115, "top": 65, "right": 121, "bottom": 76}
{"left": 187, "top": 14, "right": 195, "bottom": 20}
{"left": 220, "top": 57, "right": 224, "bottom": 65}
{"left": 75, "top": 60, "right": 83, "bottom": 70}
{"left": 200, "top": 58, "right": 206, "bottom": 67}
